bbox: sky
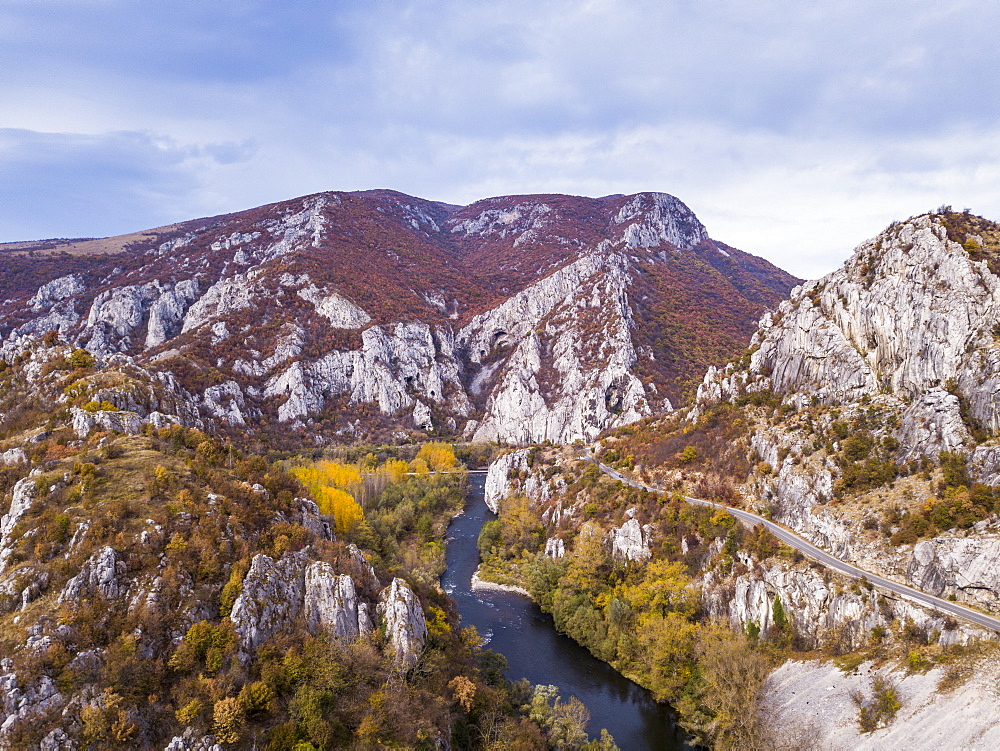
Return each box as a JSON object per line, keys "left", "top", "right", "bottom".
{"left": 2, "top": 0, "right": 999, "bottom": 279}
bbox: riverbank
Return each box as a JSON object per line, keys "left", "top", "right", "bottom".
{"left": 444, "top": 472, "right": 686, "bottom": 749}
{"left": 470, "top": 565, "right": 531, "bottom": 597}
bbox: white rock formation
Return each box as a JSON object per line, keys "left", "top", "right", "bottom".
{"left": 0, "top": 478, "right": 35, "bottom": 577}
{"left": 298, "top": 285, "right": 372, "bottom": 328}
{"left": 612, "top": 192, "right": 709, "bottom": 250}
{"left": 303, "top": 563, "right": 373, "bottom": 640}
{"left": 57, "top": 546, "right": 126, "bottom": 603}
{"left": 610, "top": 518, "right": 651, "bottom": 562}
{"left": 182, "top": 272, "right": 258, "bottom": 334}
{"left": 897, "top": 388, "right": 971, "bottom": 459}
{"left": 71, "top": 406, "right": 143, "bottom": 438}
{"left": 703, "top": 556, "right": 985, "bottom": 651}
{"left": 710, "top": 215, "right": 1000, "bottom": 432}
{"left": 0, "top": 661, "right": 64, "bottom": 738}
{"left": 544, "top": 537, "right": 565, "bottom": 558}
{"left": 264, "top": 322, "right": 471, "bottom": 423}
{"left": 201, "top": 381, "right": 248, "bottom": 426}
{"left": 229, "top": 552, "right": 307, "bottom": 652}
{"left": 460, "top": 247, "right": 650, "bottom": 444}
{"left": 376, "top": 578, "right": 427, "bottom": 670}
{"left": 145, "top": 279, "right": 200, "bottom": 348}
{"left": 483, "top": 449, "right": 528, "bottom": 513}
{"left": 83, "top": 282, "right": 164, "bottom": 354}
{"left": 29, "top": 274, "right": 86, "bottom": 311}
{"left": 413, "top": 400, "right": 433, "bottom": 431}
{"left": 908, "top": 536, "right": 1000, "bottom": 612}
{"left": 0, "top": 448, "right": 27, "bottom": 466}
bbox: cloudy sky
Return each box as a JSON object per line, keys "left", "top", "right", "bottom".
{"left": 2, "top": 0, "right": 998, "bottom": 278}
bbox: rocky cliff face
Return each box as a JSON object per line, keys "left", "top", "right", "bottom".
{"left": 1, "top": 189, "right": 797, "bottom": 446}
{"left": 691, "top": 210, "right": 1000, "bottom": 619}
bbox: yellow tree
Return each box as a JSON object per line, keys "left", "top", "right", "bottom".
{"left": 415, "top": 442, "right": 457, "bottom": 471}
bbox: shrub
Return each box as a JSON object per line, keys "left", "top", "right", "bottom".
{"left": 213, "top": 697, "right": 246, "bottom": 745}
{"left": 69, "top": 349, "right": 95, "bottom": 369}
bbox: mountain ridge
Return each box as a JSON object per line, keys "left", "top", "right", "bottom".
{"left": 0, "top": 188, "right": 798, "bottom": 446}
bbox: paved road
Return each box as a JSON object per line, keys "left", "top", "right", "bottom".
{"left": 589, "top": 455, "right": 1000, "bottom": 634}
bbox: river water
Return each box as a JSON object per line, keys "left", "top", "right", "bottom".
{"left": 441, "top": 473, "right": 688, "bottom": 750}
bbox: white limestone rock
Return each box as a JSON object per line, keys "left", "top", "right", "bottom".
{"left": 463, "top": 248, "right": 650, "bottom": 444}
{"left": 164, "top": 729, "right": 223, "bottom": 751}
{"left": 544, "top": 537, "right": 565, "bottom": 558}
{"left": 29, "top": 274, "right": 86, "bottom": 311}
{"left": 610, "top": 518, "right": 651, "bottom": 562}
{"left": 908, "top": 537, "right": 1000, "bottom": 613}
{"left": 83, "top": 282, "right": 162, "bottom": 354}
{"left": 413, "top": 400, "right": 433, "bottom": 431}
{"left": 702, "top": 557, "right": 986, "bottom": 651}
{"left": 297, "top": 285, "right": 372, "bottom": 328}
{"left": 229, "top": 552, "right": 307, "bottom": 653}
{"left": 57, "top": 546, "right": 126, "bottom": 604}
{"left": 233, "top": 324, "right": 305, "bottom": 377}
{"left": 264, "top": 323, "right": 471, "bottom": 423}
{"left": 181, "top": 272, "right": 257, "bottom": 333}
{"left": 483, "top": 449, "right": 529, "bottom": 513}
{"left": 612, "top": 192, "right": 709, "bottom": 250}
{"left": 0, "top": 478, "right": 36, "bottom": 577}
{"left": 376, "top": 578, "right": 427, "bottom": 670}
{"left": 0, "top": 666, "right": 64, "bottom": 737}
{"left": 296, "top": 498, "right": 333, "bottom": 541}
{"left": 0, "top": 448, "right": 26, "bottom": 467}
{"left": 71, "top": 406, "right": 142, "bottom": 438}
{"left": 737, "top": 215, "right": 1000, "bottom": 429}
{"left": 896, "top": 388, "right": 971, "bottom": 459}
{"left": 145, "top": 279, "right": 200, "bottom": 348}
{"left": 303, "top": 563, "right": 373, "bottom": 640}
{"left": 201, "top": 381, "right": 248, "bottom": 426}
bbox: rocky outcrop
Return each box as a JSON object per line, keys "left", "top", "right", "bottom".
{"left": 462, "top": 248, "right": 650, "bottom": 444}
{"left": 896, "top": 388, "right": 971, "bottom": 459}
{"left": 609, "top": 518, "right": 652, "bottom": 562}
{"left": 201, "top": 381, "right": 249, "bottom": 426}
{"left": 230, "top": 551, "right": 378, "bottom": 655}
{"left": 0, "top": 659, "right": 64, "bottom": 738}
{"left": 28, "top": 274, "right": 86, "bottom": 311}
{"left": 484, "top": 449, "right": 529, "bottom": 513}
{"left": 703, "top": 556, "right": 986, "bottom": 651}
{"left": 303, "top": 563, "right": 373, "bottom": 640}
{"left": 0, "top": 478, "right": 35, "bottom": 577}
{"left": 297, "top": 285, "right": 371, "bottom": 328}
{"left": 57, "top": 546, "right": 126, "bottom": 604}
{"left": 164, "top": 729, "right": 224, "bottom": 751}
{"left": 544, "top": 537, "right": 565, "bottom": 558}
{"left": 0, "top": 448, "right": 27, "bottom": 466}
{"left": 71, "top": 406, "right": 143, "bottom": 438}
{"left": 376, "top": 578, "right": 427, "bottom": 670}
{"left": 704, "top": 214, "right": 1000, "bottom": 431}
{"left": 483, "top": 449, "right": 564, "bottom": 514}
{"left": 83, "top": 282, "right": 163, "bottom": 355}
{"left": 181, "top": 272, "right": 258, "bottom": 334}
{"left": 229, "top": 552, "right": 307, "bottom": 653}
{"left": 264, "top": 322, "right": 471, "bottom": 424}
{"left": 145, "top": 280, "right": 200, "bottom": 348}
{"left": 908, "top": 536, "right": 1000, "bottom": 612}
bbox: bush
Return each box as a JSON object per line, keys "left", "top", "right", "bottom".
{"left": 69, "top": 349, "right": 95, "bottom": 369}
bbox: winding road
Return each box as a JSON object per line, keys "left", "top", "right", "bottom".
{"left": 588, "top": 454, "right": 1000, "bottom": 634}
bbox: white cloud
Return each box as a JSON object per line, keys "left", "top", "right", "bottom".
{"left": 1, "top": 0, "right": 998, "bottom": 279}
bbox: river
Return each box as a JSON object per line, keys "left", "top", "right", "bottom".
{"left": 441, "top": 472, "right": 688, "bottom": 750}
